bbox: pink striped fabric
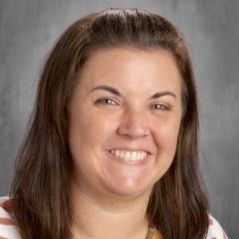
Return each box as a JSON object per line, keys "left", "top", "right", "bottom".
{"left": 0, "top": 196, "right": 229, "bottom": 239}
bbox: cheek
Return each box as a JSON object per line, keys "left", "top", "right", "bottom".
{"left": 69, "top": 110, "right": 117, "bottom": 150}
{"left": 154, "top": 118, "right": 181, "bottom": 153}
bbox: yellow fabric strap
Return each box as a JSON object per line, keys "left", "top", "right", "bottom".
{"left": 146, "top": 226, "right": 162, "bottom": 239}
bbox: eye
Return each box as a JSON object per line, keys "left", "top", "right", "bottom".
{"left": 151, "top": 103, "right": 170, "bottom": 111}
{"left": 95, "top": 98, "right": 119, "bottom": 106}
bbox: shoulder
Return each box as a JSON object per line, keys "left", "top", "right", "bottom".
{"left": 0, "top": 196, "right": 21, "bottom": 239}
{"left": 206, "top": 214, "right": 229, "bottom": 239}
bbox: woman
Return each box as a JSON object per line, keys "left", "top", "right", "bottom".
{"left": 0, "top": 8, "right": 228, "bottom": 239}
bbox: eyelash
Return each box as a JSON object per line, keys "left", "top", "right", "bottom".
{"left": 95, "top": 98, "right": 170, "bottom": 111}
{"left": 151, "top": 103, "right": 170, "bottom": 111}
{"left": 95, "top": 98, "right": 119, "bottom": 105}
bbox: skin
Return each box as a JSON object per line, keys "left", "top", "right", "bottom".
{"left": 68, "top": 46, "right": 183, "bottom": 239}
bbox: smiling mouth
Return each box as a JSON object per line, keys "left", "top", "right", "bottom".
{"left": 108, "top": 149, "right": 149, "bottom": 162}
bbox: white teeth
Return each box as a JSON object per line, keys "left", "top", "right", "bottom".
{"left": 109, "top": 149, "right": 147, "bottom": 162}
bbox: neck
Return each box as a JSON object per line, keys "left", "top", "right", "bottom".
{"left": 70, "top": 181, "right": 151, "bottom": 239}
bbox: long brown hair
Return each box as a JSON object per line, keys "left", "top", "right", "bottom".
{"left": 10, "top": 8, "right": 209, "bottom": 239}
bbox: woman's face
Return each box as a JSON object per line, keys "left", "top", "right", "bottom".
{"left": 68, "top": 47, "right": 183, "bottom": 201}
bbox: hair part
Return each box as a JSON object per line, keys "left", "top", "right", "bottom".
{"left": 10, "top": 8, "right": 209, "bottom": 239}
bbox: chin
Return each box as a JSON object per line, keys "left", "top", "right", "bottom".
{"left": 104, "top": 179, "right": 155, "bottom": 200}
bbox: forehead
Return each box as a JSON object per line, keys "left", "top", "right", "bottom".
{"left": 76, "top": 46, "right": 182, "bottom": 93}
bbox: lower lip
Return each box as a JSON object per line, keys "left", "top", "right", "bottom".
{"left": 106, "top": 150, "right": 153, "bottom": 166}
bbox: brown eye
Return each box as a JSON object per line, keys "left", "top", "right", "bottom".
{"left": 95, "top": 98, "right": 119, "bottom": 105}
{"left": 151, "top": 103, "right": 170, "bottom": 111}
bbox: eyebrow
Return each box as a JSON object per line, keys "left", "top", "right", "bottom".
{"left": 91, "top": 85, "right": 121, "bottom": 96}
{"left": 90, "top": 85, "right": 177, "bottom": 99}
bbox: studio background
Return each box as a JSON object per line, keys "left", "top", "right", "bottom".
{"left": 0, "top": 0, "right": 238, "bottom": 237}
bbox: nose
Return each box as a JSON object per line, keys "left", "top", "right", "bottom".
{"left": 117, "top": 108, "right": 150, "bottom": 139}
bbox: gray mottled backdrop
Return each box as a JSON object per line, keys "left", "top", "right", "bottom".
{"left": 0, "top": 0, "right": 238, "bottom": 237}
